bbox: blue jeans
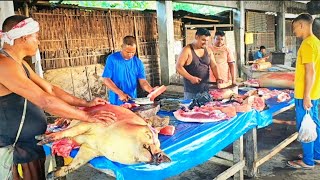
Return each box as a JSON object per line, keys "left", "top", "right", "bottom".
{"left": 184, "top": 92, "right": 197, "bottom": 100}
{"left": 295, "top": 99, "right": 320, "bottom": 166}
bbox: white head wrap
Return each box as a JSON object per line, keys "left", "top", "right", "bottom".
{"left": 0, "top": 18, "right": 39, "bottom": 47}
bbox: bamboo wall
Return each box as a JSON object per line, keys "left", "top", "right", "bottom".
{"left": 23, "top": 7, "right": 181, "bottom": 87}
{"left": 245, "top": 11, "right": 276, "bottom": 61}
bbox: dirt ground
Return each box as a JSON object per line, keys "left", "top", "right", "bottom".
{"left": 59, "top": 108, "right": 320, "bottom": 180}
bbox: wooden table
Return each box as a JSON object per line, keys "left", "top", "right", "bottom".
{"left": 241, "top": 65, "right": 295, "bottom": 79}
{"left": 244, "top": 103, "right": 296, "bottom": 177}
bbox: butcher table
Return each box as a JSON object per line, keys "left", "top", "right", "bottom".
{"left": 44, "top": 88, "right": 296, "bottom": 180}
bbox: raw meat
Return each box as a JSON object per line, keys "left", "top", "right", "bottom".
{"left": 148, "top": 85, "right": 167, "bottom": 101}
{"left": 217, "top": 80, "right": 232, "bottom": 89}
{"left": 233, "top": 103, "right": 252, "bottom": 112}
{"left": 258, "top": 73, "right": 295, "bottom": 89}
{"left": 120, "top": 102, "right": 139, "bottom": 109}
{"left": 52, "top": 139, "right": 79, "bottom": 158}
{"left": 209, "top": 85, "right": 238, "bottom": 100}
{"left": 245, "top": 96, "right": 266, "bottom": 111}
{"left": 173, "top": 108, "right": 228, "bottom": 123}
{"left": 159, "top": 125, "right": 175, "bottom": 136}
{"left": 252, "top": 62, "right": 272, "bottom": 70}
{"left": 201, "top": 105, "right": 237, "bottom": 118}
{"left": 277, "top": 92, "right": 291, "bottom": 102}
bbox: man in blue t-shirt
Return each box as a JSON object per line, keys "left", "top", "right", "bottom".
{"left": 102, "top": 36, "right": 154, "bottom": 105}
{"left": 253, "top": 46, "right": 270, "bottom": 61}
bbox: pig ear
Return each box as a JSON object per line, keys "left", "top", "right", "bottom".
{"left": 161, "top": 153, "right": 171, "bottom": 163}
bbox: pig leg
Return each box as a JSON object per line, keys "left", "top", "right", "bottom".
{"left": 48, "top": 144, "right": 100, "bottom": 178}
{"left": 36, "top": 122, "right": 93, "bottom": 145}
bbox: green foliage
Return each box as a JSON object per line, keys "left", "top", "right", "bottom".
{"left": 49, "top": 1, "right": 229, "bottom": 15}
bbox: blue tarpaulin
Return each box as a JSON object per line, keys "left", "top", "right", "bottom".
{"left": 44, "top": 91, "right": 295, "bottom": 180}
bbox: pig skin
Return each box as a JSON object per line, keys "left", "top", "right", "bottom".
{"left": 36, "top": 104, "right": 171, "bottom": 178}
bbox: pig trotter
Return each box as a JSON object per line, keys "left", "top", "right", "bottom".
{"left": 35, "top": 134, "right": 46, "bottom": 140}
{"left": 36, "top": 135, "right": 54, "bottom": 145}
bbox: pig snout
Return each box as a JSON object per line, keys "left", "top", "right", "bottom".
{"left": 150, "top": 152, "right": 171, "bottom": 165}
{"left": 151, "top": 152, "right": 163, "bottom": 165}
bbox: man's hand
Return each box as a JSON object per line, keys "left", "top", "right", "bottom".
{"left": 54, "top": 118, "right": 71, "bottom": 128}
{"left": 189, "top": 76, "right": 202, "bottom": 84}
{"left": 119, "top": 92, "right": 131, "bottom": 102}
{"left": 303, "top": 96, "right": 313, "bottom": 110}
{"left": 86, "top": 110, "right": 117, "bottom": 126}
{"left": 87, "top": 97, "right": 108, "bottom": 107}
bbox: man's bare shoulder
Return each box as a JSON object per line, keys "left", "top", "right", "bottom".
{"left": 0, "top": 55, "right": 14, "bottom": 70}
{"left": 0, "top": 56, "right": 25, "bottom": 77}
{"left": 181, "top": 45, "right": 192, "bottom": 53}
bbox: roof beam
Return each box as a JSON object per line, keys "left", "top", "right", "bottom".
{"left": 183, "top": 15, "right": 219, "bottom": 22}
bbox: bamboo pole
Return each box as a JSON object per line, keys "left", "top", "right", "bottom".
{"left": 133, "top": 16, "right": 141, "bottom": 58}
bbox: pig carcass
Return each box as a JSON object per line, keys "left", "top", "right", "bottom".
{"left": 36, "top": 104, "right": 171, "bottom": 178}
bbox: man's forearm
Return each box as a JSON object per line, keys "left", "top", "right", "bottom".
{"left": 139, "top": 80, "right": 153, "bottom": 93}
{"left": 52, "top": 86, "right": 88, "bottom": 107}
{"left": 103, "top": 78, "right": 124, "bottom": 96}
{"left": 228, "top": 62, "right": 236, "bottom": 82}
{"left": 211, "top": 64, "right": 220, "bottom": 80}
{"left": 37, "top": 92, "right": 90, "bottom": 121}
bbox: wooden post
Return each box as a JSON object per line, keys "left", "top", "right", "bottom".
{"left": 24, "top": 2, "right": 29, "bottom": 17}
{"left": 133, "top": 16, "right": 141, "bottom": 58}
{"left": 233, "top": 135, "right": 244, "bottom": 180}
{"left": 244, "top": 128, "right": 258, "bottom": 177}
{"left": 156, "top": 1, "right": 175, "bottom": 85}
{"left": 108, "top": 10, "right": 116, "bottom": 52}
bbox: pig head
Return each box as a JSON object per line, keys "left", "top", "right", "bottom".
{"left": 36, "top": 104, "right": 171, "bottom": 178}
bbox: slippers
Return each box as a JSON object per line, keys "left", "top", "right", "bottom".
{"left": 287, "top": 160, "right": 314, "bottom": 169}
{"left": 297, "top": 154, "right": 320, "bottom": 164}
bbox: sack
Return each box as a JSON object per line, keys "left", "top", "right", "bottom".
{"left": 0, "top": 145, "right": 14, "bottom": 180}
{"left": 297, "top": 111, "right": 318, "bottom": 143}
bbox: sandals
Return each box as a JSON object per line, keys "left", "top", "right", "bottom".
{"left": 287, "top": 160, "right": 314, "bottom": 169}
{"left": 298, "top": 154, "right": 320, "bottom": 164}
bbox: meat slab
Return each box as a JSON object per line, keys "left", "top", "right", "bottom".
{"left": 245, "top": 72, "right": 295, "bottom": 89}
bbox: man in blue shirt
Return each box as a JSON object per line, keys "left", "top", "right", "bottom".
{"left": 253, "top": 46, "right": 269, "bottom": 61}
{"left": 102, "top": 36, "right": 153, "bottom": 105}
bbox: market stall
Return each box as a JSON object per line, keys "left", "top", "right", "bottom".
{"left": 44, "top": 88, "right": 295, "bottom": 180}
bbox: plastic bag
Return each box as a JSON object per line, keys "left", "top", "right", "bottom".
{"left": 297, "top": 111, "right": 318, "bottom": 143}
{"left": 0, "top": 145, "right": 14, "bottom": 180}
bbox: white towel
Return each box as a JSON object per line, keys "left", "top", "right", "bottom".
{"left": 32, "top": 49, "right": 44, "bottom": 78}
